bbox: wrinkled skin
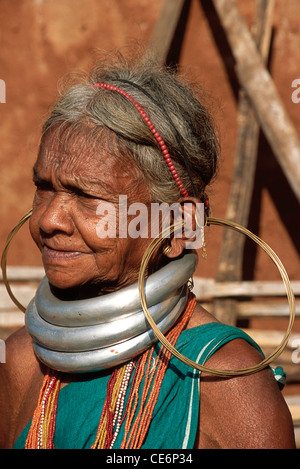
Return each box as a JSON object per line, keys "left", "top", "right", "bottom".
{"left": 29, "top": 129, "right": 154, "bottom": 295}
{"left": 0, "top": 129, "right": 296, "bottom": 449}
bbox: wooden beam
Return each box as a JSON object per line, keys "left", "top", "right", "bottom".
{"left": 213, "top": 0, "right": 275, "bottom": 324}
{"left": 1, "top": 273, "right": 299, "bottom": 300}
{"left": 0, "top": 311, "right": 24, "bottom": 328}
{"left": 0, "top": 284, "right": 37, "bottom": 310}
{"left": 243, "top": 328, "right": 300, "bottom": 349}
{"left": 237, "top": 300, "right": 300, "bottom": 318}
{"left": 216, "top": 0, "right": 275, "bottom": 281}
{"left": 142, "top": 0, "right": 187, "bottom": 65}
{"left": 193, "top": 277, "right": 300, "bottom": 299}
{"left": 0, "top": 266, "right": 45, "bottom": 282}
{"left": 201, "top": 300, "right": 300, "bottom": 318}
{"left": 0, "top": 299, "right": 299, "bottom": 324}
{"left": 212, "top": 0, "right": 300, "bottom": 202}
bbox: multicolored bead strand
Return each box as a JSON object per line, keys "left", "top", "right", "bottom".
{"left": 120, "top": 293, "right": 196, "bottom": 449}
{"left": 91, "top": 360, "right": 135, "bottom": 449}
{"left": 25, "top": 370, "right": 61, "bottom": 449}
{"left": 109, "top": 360, "right": 135, "bottom": 448}
{"left": 24, "top": 294, "right": 196, "bottom": 449}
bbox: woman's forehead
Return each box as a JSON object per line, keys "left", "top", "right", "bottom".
{"left": 35, "top": 126, "right": 150, "bottom": 200}
{"left": 39, "top": 125, "right": 120, "bottom": 169}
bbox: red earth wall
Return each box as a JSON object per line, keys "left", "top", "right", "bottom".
{"left": 0, "top": 0, "right": 299, "bottom": 282}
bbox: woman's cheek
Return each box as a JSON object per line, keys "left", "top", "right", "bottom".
{"left": 29, "top": 212, "right": 42, "bottom": 249}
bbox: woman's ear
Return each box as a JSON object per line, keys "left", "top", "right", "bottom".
{"left": 164, "top": 197, "right": 205, "bottom": 258}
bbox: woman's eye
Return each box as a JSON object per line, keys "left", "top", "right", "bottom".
{"left": 79, "top": 191, "right": 95, "bottom": 199}
{"left": 34, "top": 181, "right": 53, "bottom": 192}
{"left": 76, "top": 191, "right": 99, "bottom": 209}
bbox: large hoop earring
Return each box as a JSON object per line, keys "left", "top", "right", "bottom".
{"left": 2, "top": 212, "right": 296, "bottom": 377}
{"left": 138, "top": 217, "right": 296, "bottom": 377}
{"left": 1, "top": 209, "right": 33, "bottom": 313}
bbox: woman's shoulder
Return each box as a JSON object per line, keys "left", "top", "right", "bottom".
{"left": 186, "top": 307, "right": 295, "bottom": 448}
{"left": 0, "top": 327, "right": 44, "bottom": 448}
{"left": 2, "top": 327, "right": 45, "bottom": 397}
{"left": 197, "top": 335, "right": 296, "bottom": 448}
{"left": 1, "top": 326, "right": 43, "bottom": 396}
{"left": 182, "top": 303, "right": 261, "bottom": 358}
{"left": 4, "top": 327, "right": 39, "bottom": 372}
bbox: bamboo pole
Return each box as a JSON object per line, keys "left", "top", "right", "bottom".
{"left": 213, "top": 0, "right": 275, "bottom": 324}
{"left": 1, "top": 278, "right": 299, "bottom": 311}
{"left": 212, "top": 0, "right": 300, "bottom": 202}
{"left": 141, "top": 0, "right": 187, "bottom": 65}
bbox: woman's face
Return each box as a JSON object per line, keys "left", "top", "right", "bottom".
{"left": 29, "top": 128, "right": 153, "bottom": 296}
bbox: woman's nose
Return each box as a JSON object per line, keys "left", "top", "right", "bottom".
{"left": 37, "top": 194, "right": 75, "bottom": 235}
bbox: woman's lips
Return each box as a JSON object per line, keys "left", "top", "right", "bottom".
{"left": 42, "top": 245, "right": 85, "bottom": 260}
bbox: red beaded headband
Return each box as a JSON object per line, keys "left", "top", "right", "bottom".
{"left": 92, "top": 82, "right": 189, "bottom": 197}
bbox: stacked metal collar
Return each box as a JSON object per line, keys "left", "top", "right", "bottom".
{"left": 25, "top": 252, "right": 198, "bottom": 373}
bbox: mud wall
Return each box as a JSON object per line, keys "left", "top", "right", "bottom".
{"left": 0, "top": 0, "right": 299, "bottom": 283}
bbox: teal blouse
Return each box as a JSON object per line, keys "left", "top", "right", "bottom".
{"left": 14, "top": 322, "right": 283, "bottom": 449}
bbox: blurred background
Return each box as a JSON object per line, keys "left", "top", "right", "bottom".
{"left": 0, "top": 0, "right": 299, "bottom": 442}
{"left": 0, "top": 0, "right": 299, "bottom": 277}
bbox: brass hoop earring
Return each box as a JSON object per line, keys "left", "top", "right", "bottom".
{"left": 163, "top": 244, "right": 172, "bottom": 256}
{"left": 138, "top": 217, "right": 295, "bottom": 377}
{"left": 1, "top": 209, "right": 33, "bottom": 313}
{"left": 2, "top": 212, "right": 296, "bottom": 377}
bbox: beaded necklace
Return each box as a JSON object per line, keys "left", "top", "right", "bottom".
{"left": 25, "top": 294, "right": 196, "bottom": 449}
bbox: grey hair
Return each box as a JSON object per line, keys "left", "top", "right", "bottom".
{"left": 42, "top": 57, "right": 219, "bottom": 204}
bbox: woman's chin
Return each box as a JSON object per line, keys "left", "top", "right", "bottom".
{"left": 45, "top": 270, "right": 110, "bottom": 300}
{"left": 44, "top": 268, "right": 86, "bottom": 295}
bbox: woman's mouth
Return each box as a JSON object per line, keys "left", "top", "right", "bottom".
{"left": 42, "top": 245, "right": 85, "bottom": 260}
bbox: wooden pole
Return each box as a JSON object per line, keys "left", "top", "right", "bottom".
{"left": 213, "top": 0, "right": 275, "bottom": 324}
{"left": 142, "top": 0, "right": 187, "bottom": 65}
{"left": 212, "top": 0, "right": 300, "bottom": 203}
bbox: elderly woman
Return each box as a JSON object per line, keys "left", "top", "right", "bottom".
{"left": 0, "top": 59, "right": 295, "bottom": 449}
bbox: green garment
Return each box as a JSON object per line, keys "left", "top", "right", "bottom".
{"left": 14, "top": 322, "right": 283, "bottom": 449}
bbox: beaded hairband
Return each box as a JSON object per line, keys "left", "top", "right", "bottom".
{"left": 92, "top": 82, "right": 190, "bottom": 198}
{"left": 1, "top": 82, "right": 295, "bottom": 377}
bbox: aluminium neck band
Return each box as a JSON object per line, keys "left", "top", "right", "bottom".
{"left": 25, "top": 251, "right": 198, "bottom": 374}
